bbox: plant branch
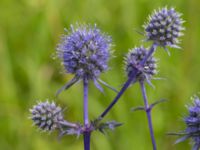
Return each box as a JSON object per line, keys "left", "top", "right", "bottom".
{"left": 140, "top": 81, "right": 157, "bottom": 150}
{"left": 98, "top": 43, "right": 157, "bottom": 119}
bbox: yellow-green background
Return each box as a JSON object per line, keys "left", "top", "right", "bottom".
{"left": 0, "top": 0, "right": 200, "bottom": 149}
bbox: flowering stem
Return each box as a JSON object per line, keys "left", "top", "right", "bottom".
{"left": 99, "top": 71, "right": 136, "bottom": 119}
{"left": 99, "top": 43, "right": 157, "bottom": 119}
{"left": 84, "top": 132, "right": 91, "bottom": 150}
{"left": 83, "top": 78, "right": 90, "bottom": 150}
{"left": 140, "top": 81, "right": 157, "bottom": 150}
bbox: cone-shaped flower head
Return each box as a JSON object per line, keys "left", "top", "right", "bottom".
{"left": 184, "top": 97, "right": 200, "bottom": 148}
{"left": 57, "top": 24, "right": 112, "bottom": 80}
{"left": 30, "top": 101, "right": 64, "bottom": 132}
{"left": 125, "top": 46, "right": 157, "bottom": 83}
{"left": 144, "top": 7, "right": 184, "bottom": 48}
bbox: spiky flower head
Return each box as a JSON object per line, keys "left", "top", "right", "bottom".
{"left": 125, "top": 46, "right": 157, "bottom": 83}
{"left": 57, "top": 23, "right": 112, "bottom": 80}
{"left": 183, "top": 97, "right": 200, "bottom": 149}
{"left": 30, "top": 101, "right": 64, "bottom": 132}
{"left": 144, "top": 7, "right": 184, "bottom": 48}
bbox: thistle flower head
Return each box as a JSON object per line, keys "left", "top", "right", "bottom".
{"left": 125, "top": 46, "right": 157, "bottom": 83}
{"left": 30, "top": 100, "right": 64, "bottom": 132}
{"left": 57, "top": 23, "right": 112, "bottom": 80}
{"left": 184, "top": 97, "right": 200, "bottom": 148}
{"left": 144, "top": 7, "right": 184, "bottom": 48}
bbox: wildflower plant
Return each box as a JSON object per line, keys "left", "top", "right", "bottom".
{"left": 30, "top": 24, "right": 120, "bottom": 150}
{"left": 97, "top": 7, "right": 184, "bottom": 150}
{"left": 29, "top": 7, "right": 185, "bottom": 150}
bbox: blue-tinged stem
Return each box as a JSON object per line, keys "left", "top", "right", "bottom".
{"left": 99, "top": 43, "right": 157, "bottom": 119}
{"left": 83, "top": 78, "right": 90, "bottom": 150}
{"left": 84, "top": 132, "right": 91, "bottom": 150}
{"left": 140, "top": 81, "right": 157, "bottom": 150}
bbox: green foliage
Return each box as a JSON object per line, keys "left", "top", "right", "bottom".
{"left": 0, "top": 0, "right": 200, "bottom": 149}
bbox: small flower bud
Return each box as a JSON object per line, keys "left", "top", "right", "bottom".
{"left": 125, "top": 46, "right": 157, "bottom": 82}
{"left": 30, "top": 101, "right": 64, "bottom": 132}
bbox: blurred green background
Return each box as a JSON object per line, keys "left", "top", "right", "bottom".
{"left": 0, "top": 0, "right": 200, "bottom": 149}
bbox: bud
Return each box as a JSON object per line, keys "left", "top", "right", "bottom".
{"left": 30, "top": 101, "right": 64, "bottom": 132}
{"left": 125, "top": 46, "right": 157, "bottom": 83}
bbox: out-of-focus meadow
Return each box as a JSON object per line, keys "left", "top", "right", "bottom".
{"left": 0, "top": 0, "right": 200, "bottom": 149}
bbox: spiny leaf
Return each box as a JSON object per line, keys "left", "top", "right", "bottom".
{"left": 175, "top": 135, "right": 190, "bottom": 144}
{"left": 56, "top": 76, "right": 80, "bottom": 97}
{"left": 98, "top": 79, "right": 119, "bottom": 93}
{"left": 131, "top": 106, "right": 145, "bottom": 112}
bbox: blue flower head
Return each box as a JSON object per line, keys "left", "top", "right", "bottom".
{"left": 57, "top": 24, "right": 112, "bottom": 81}
{"left": 184, "top": 97, "right": 200, "bottom": 148}
{"left": 144, "top": 7, "right": 184, "bottom": 48}
{"left": 125, "top": 46, "right": 157, "bottom": 83}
